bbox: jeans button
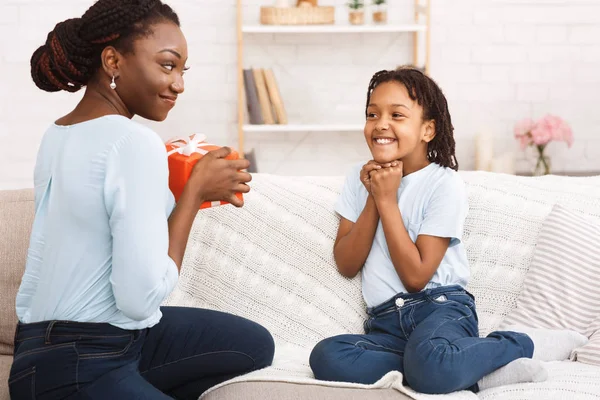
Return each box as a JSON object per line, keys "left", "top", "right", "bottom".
{"left": 395, "top": 298, "right": 405, "bottom": 307}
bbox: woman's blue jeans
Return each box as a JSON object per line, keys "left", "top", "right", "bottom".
{"left": 9, "top": 306, "right": 275, "bottom": 399}
{"left": 310, "top": 285, "right": 533, "bottom": 394}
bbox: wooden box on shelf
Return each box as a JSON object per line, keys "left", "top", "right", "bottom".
{"left": 260, "top": 6, "right": 335, "bottom": 25}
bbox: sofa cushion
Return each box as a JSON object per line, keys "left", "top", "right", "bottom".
{"left": 459, "top": 172, "right": 600, "bottom": 337}
{"left": 502, "top": 204, "right": 600, "bottom": 365}
{"left": 202, "top": 382, "right": 411, "bottom": 400}
{"left": 0, "top": 355, "right": 12, "bottom": 400}
{"left": 0, "top": 189, "right": 34, "bottom": 356}
{"left": 165, "top": 175, "right": 367, "bottom": 348}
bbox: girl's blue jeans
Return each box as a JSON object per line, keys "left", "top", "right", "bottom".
{"left": 9, "top": 306, "right": 275, "bottom": 399}
{"left": 310, "top": 285, "right": 534, "bottom": 394}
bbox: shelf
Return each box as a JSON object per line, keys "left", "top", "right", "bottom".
{"left": 242, "top": 24, "right": 427, "bottom": 34}
{"left": 243, "top": 124, "right": 364, "bottom": 133}
{"left": 236, "top": 0, "right": 431, "bottom": 155}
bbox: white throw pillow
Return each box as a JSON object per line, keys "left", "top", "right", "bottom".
{"left": 458, "top": 172, "right": 600, "bottom": 337}
{"left": 502, "top": 204, "right": 600, "bottom": 366}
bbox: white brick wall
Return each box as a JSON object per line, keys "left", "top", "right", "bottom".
{"left": 432, "top": 0, "right": 600, "bottom": 175}
{"left": 1, "top": 0, "right": 599, "bottom": 189}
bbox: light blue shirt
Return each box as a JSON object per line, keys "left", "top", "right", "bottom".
{"left": 16, "top": 115, "right": 179, "bottom": 330}
{"left": 335, "top": 162, "right": 470, "bottom": 308}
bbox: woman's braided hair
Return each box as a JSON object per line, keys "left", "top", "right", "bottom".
{"left": 365, "top": 67, "right": 458, "bottom": 171}
{"left": 31, "top": 0, "right": 179, "bottom": 93}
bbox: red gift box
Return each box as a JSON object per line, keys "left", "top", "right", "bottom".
{"left": 166, "top": 134, "right": 243, "bottom": 209}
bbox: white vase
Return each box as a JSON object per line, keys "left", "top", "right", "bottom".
{"left": 475, "top": 132, "right": 494, "bottom": 171}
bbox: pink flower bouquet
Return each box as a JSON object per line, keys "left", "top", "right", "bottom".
{"left": 514, "top": 115, "right": 573, "bottom": 175}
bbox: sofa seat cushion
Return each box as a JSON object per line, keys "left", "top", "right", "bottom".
{"left": 0, "top": 355, "right": 12, "bottom": 400}
{"left": 202, "top": 361, "right": 600, "bottom": 400}
{"left": 202, "top": 382, "right": 412, "bottom": 400}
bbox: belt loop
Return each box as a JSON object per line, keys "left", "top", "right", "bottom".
{"left": 45, "top": 321, "right": 57, "bottom": 344}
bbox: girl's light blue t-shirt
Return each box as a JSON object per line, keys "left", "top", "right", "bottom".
{"left": 335, "top": 162, "right": 470, "bottom": 308}
{"left": 16, "top": 115, "right": 178, "bottom": 330}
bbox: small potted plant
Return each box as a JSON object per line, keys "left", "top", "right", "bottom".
{"left": 372, "top": 0, "right": 387, "bottom": 24}
{"left": 347, "top": 0, "right": 365, "bottom": 25}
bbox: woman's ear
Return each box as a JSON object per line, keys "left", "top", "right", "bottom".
{"left": 100, "top": 46, "right": 121, "bottom": 78}
{"left": 422, "top": 120, "right": 436, "bottom": 143}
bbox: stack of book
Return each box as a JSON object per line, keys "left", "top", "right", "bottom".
{"left": 243, "top": 68, "right": 288, "bottom": 125}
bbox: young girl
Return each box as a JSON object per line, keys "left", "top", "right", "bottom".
{"left": 309, "top": 67, "right": 587, "bottom": 394}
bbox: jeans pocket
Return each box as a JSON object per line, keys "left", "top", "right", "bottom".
{"left": 76, "top": 334, "right": 134, "bottom": 359}
{"left": 455, "top": 294, "right": 478, "bottom": 323}
{"left": 446, "top": 292, "right": 476, "bottom": 307}
{"left": 11, "top": 343, "right": 78, "bottom": 399}
{"left": 430, "top": 294, "right": 455, "bottom": 305}
{"left": 8, "top": 366, "right": 36, "bottom": 400}
{"left": 430, "top": 294, "right": 473, "bottom": 318}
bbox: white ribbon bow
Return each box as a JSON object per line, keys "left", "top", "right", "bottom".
{"left": 166, "top": 134, "right": 217, "bottom": 157}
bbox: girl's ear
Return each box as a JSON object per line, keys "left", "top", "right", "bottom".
{"left": 422, "top": 119, "right": 436, "bottom": 143}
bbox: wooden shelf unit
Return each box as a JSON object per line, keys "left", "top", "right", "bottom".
{"left": 236, "top": 0, "right": 431, "bottom": 155}
{"left": 241, "top": 24, "right": 427, "bottom": 34}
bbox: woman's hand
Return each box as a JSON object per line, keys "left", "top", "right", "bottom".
{"left": 184, "top": 147, "right": 252, "bottom": 207}
{"left": 371, "top": 161, "right": 402, "bottom": 206}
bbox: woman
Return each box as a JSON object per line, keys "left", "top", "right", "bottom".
{"left": 9, "top": 1, "right": 274, "bottom": 398}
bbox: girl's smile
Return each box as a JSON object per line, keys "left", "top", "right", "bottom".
{"left": 373, "top": 136, "right": 398, "bottom": 146}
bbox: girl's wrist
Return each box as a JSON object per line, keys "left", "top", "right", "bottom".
{"left": 374, "top": 194, "right": 397, "bottom": 210}
{"left": 366, "top": 194, "right": 379, "bottom": 212}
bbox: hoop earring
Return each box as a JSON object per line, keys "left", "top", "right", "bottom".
{"left": 110, "top": 75, "right": 117, "bottom": 90}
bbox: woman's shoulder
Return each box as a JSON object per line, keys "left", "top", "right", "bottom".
{"left": 82, "top": 115, "right": 165, "bottom": 155}
{"left": 50, "top": 115, "right": 162, "bottom": 147}
{"left": 98, "top": 115, "right": 160, "bottom": 140}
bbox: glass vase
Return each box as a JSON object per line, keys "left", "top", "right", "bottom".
{"left": 532, "top": 146, "right": 551, "bottom": 176}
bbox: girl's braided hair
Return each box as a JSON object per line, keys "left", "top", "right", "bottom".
{"left": 31, "top": 0, "right": 179, "bottom": 93}
{"left": 365, "top": 67, "right": 458, "bottom": 170}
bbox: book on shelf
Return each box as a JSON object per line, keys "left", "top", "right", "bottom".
{"left": 263, "top": 68, "right": 287, "bottom": 125}
{"left": 252, "top": 68, "right": 275, "bottom": 124}
{"left": 243, "top": 67, "right": 287, "bottom": 125}
{"left": 243, "top": 69, "right": 263, "bottom": 124}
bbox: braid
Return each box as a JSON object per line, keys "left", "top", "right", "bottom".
{"left": 365, "top": 67, "right": 459, "bottom": 171}
{"left": 79, "top": 0, "right": 160, "bottom": 43}
{"left": 30, "top": 0, "right": 179, "bottom": 93}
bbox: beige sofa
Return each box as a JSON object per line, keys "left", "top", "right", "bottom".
{"left": 0, "top": 188, "right": 407, "bottom": 400}
{"left": 3, "top": 171, "right": 600, "bottom": 399}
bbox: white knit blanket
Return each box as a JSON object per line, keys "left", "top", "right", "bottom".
{"left": 163, "top": 172, "right": 600, "bottom": 399}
